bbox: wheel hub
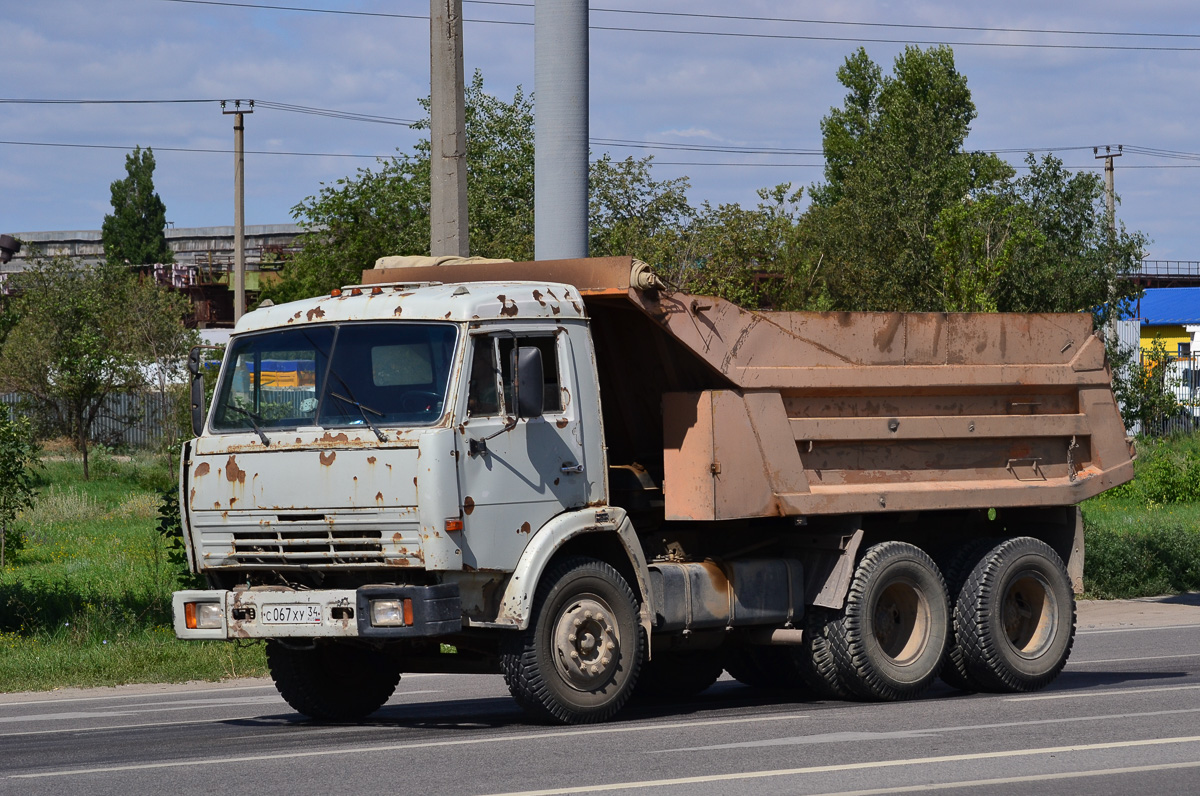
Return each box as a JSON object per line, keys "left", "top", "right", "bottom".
{"left": 1002, "top": 571, "right": 1057, "bottom": 658}
{"left": 552, "top": 597, "right": 621, "bottom": 691}
{"left": 872, "top": 578, "right": 930, "bottom": 666}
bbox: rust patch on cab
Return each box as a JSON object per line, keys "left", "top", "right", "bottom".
{"left": 518, "top": 521, "right": 531, "bottom": 534}
{"left": 194, "top": 462, "right": 210, "bottom": 477}
{"left": 367, "top": 456, "right": 377, "bottom": 465}
{"left": 306, "top": 306, "right": 326, "bottom": 321}
{"left": 225, "top": 456, "right": 246, "bottom": 484}
{"left": 376, "top": 491, "right": 384, "bottom": 503}
{"left": 556, "top": 418, "right": 569, "bottom": 429}
{"left": 320, "top": 451, "right": 337, "bottom": 466}
{"left": 393, "top": 306, "right": 403, "bottom": 317}
{"left": 463, "top": 496, "right": 475, "bottom": 515}
{"left": 532, "top": 289, "right": 546, "bottom": 306}
{"left": 321, "top": 431, "right": 350, "bottom": 443}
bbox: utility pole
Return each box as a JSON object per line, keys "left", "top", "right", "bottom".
{"left": 1094, "top": 144, "right": 1123, "bottom": 241}
{"left": 223, "top": 99, "right": 253, "bottom": 322}
{"left": 535, "top": 0, "right": 589, "bottom": 260}
{"left": 430, "top": 0, "right": 468, "bottom": 257}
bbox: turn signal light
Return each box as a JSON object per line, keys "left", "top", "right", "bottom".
{"left": 445, "top": 518, "right": 464, "bottom": 532}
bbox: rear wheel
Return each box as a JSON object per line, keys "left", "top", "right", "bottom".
{"left": 724, "top": 646, "right": 807, "bottom": 691}
{"left": 829, "top": 541, "right": 950, "bottom": 701}
{"left": 636, "top": 650, "right": 724, "bottom": 700}
{"left": 955, "top": 537, "right": 1075, "bottom": 693}
{"left": 501, "top": 557, "right": 643, "bottom": 724}
{"left": 792, "top": 607, "right": 851, "bottom": 699}
{"left": 266, "top": 641, "right": 400, "bottom": 721}
{"left": 939, "top": 538, "right": 999, "bottom": 692}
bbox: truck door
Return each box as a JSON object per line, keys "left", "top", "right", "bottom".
{"left": 456, "top": 328, "right": 587, "bottom": 570}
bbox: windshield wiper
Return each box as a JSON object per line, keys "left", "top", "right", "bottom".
{"left": 226, "top": 404, "right": 271, "bottom": 446}
{"left": 329, "top": 391, "right": 389, "bottom": 442}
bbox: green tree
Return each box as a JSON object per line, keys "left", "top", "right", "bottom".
{"left": 269, "top": 72, "right": 536, "bottom": 304}
{"left": 0, "top": 414, "right": 38, "bottom": 567}
{"left": 101, "top": 146, "right": 173, "bottom": 266}
{"left": 589, "top": 154, "right": 693, "bottom": 265}
{"left": 804, "top": 45, "right": 1013, "bottom": 311}
{"left": 0, "top": 258, "right": 156, "bottom": 478}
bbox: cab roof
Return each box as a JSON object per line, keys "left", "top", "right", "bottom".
{"left": 234, "top": 280, "right": 587, "bottom": 334}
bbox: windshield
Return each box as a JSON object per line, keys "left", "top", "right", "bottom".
{"left": 211, "top": 322, "right": 459, "bottom": 434}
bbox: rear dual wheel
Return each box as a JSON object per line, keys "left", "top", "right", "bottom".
{"left": 950, "top": 537, "right": 1075, "bottom": 693}
{"left": 828, "top": 541, "right": 950, "bottom": 701}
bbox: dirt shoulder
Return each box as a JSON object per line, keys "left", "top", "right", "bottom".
{"left": 1077, "top": 592, "right": 1200, "bottom": 631}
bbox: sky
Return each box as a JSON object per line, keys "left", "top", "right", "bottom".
{"left": 3, "top": 0, "right": 1199, "bottom": 260}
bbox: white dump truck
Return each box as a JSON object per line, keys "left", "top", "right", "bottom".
{"left": 173, "top": 256, "right": 1134, "bottom": 724}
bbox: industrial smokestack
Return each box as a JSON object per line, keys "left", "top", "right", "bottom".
{"left": 534, "top": 0, "right": 589, "bottom": 260}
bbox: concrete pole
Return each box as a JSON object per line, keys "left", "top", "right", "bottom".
{"left": 535, "top": 0, "right": 589, "bottom": 260}
{"left": 223, "top": 100, "right": 252, "bottom": 322}
{"left": 1094, "top": 145, "right": 1122, "bottom": 242}
{"left": 233, "top": 110, "right": 246, "bottom": 321}
{"left": 430, "top": 0, "right": 468, "bottom": 257}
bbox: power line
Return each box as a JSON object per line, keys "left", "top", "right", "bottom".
{"left": 155, "top": 0, "right": 1200, "bottom": 52}
{"left": 470, "top": 1, "right": 1200, "bottom": 41}
{"left": 6, "top": 138, "right": 1200, "bottom": 170}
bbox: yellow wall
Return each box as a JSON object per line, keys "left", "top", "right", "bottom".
{"left": 1141, "top": 325, "right": 1192, "bottom": 356}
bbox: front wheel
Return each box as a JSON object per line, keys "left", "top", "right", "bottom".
{"left": 501, "top": 557, "right": 643, "bottom": 724}
{"left": 266, "top": 641, "right": 400, "bottom": 721}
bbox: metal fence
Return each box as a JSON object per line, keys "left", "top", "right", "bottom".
{"left": 1, "top": 391, "right": 181, "bottom": 449}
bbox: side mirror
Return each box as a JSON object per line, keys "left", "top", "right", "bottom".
{"left": 513, "top": 346, "right": 544, "bottom": 418}
{"left": 189, "top": 346, "right": 206, "bottom": 437}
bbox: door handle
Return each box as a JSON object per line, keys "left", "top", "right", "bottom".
{"left": 561, "top": 462, "right": 584, "bottom": 474}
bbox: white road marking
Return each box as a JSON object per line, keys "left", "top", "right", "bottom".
{"left": 0, "top": 672, "right": 453, "bottom": 710}
{"left": 0, "top": 696, "right": 283, "bottom": 724}
{"left": 1077, "top": 623, "right": 1200, "bottom": 635}
{"left": 1069, "top": 652, "right": 1200, "bottom": 665}
{"left": 477, "top": 735, "right": 1200, "bottom": 796}
{"left": 0, "top": 689, "right": 440, "bottom": 730}
{"left": 0, "top": 684, "right": 279, "bottom": 708}
{"left": 796, "top": 760, "right": 1200, "bottom": 796}
{"left": 653, "top": 707, "right": 1200, "bottom": 752}
{"left": 0, "top": 715, "right": 273, "bottom": 739}
{"left": 1006, "top": 683, "right": 1200, "bottom": 701}
{"left": 7, "top": 713, "right": 814, "bottom": 778}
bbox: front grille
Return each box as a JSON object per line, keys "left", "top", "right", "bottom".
{"left": 230, "top": 528, "right": 384, "bottom": 565}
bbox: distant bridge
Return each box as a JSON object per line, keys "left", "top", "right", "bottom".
{"left": 1131, "top": 261, "right": 1200, "bottom": 288}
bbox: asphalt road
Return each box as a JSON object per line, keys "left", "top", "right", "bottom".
{"left": 2, "top": 595, "right": 1199, "bottom": 796}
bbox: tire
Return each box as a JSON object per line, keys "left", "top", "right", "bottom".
{"left": 829, "top": 541, "right": 950, "bottom": 701}
{"left": 500, "top": 556, "right": 643, "bottom": 724}
{"left": 635, "top": 650, "right": 724, "bottom": 700}
{"left": 955, "top": 537, "right": 1075, "bottom": 693}
{"left": 266, "top": 641, "right": 400, "bottom": 721}
{"left": 724, "top": 646, "right": 807, "bottom": 691}
{"left": 791, "top": 607, "right": 851, "bottom": 699}
{"left": 938, "top": 538, "right": 1000, "bottom": 692}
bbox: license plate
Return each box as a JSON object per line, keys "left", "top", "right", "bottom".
{"left": 260, "top": 604, "right": 323, "bottom": 624}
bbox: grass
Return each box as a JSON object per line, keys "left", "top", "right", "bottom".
{"left": 1081, "top": 434, "right": 1200, "bottom": 599}
{"left": 0, "top": 449, "right": 266, "bottom": 693}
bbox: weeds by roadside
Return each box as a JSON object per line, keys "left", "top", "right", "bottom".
{"left": 0, "top": 450, "right": 266, "bottom": 691}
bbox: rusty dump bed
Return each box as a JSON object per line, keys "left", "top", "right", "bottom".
{"left": 366, "top": 256, "right": 1135, "bottom": 521}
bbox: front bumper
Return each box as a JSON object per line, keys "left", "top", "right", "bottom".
{"left": 172, "top": 583, "right": 461, "bottom": 640}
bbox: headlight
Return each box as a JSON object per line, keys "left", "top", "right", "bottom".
{"left": 370, "top": 599, "right": 412, "bottom": 627}
{"left": 185, "top": 601, "right": 224, "bottom": 630}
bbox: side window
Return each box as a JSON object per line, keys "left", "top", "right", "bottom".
{"left": 468, "top": 333, "right": 562, "bottom": 417}
{"left": 500, "top": 335, "right": 562, "bottom": 414}
{"left": 467, "top": 337, "right": 501, "bottom": 416}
